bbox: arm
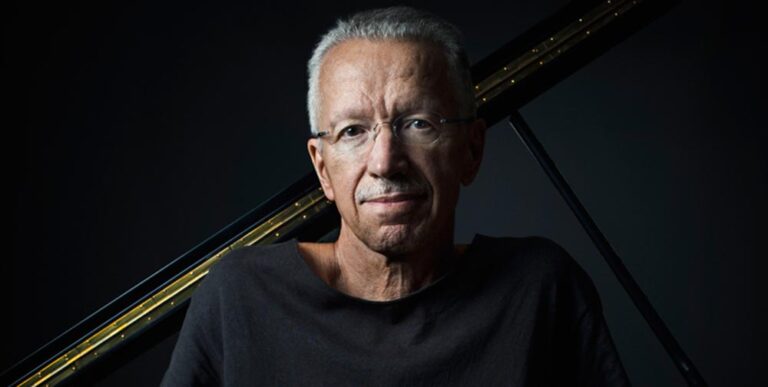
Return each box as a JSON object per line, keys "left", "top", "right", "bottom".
{"left": 160, "top": 269, "right": 224, "bottom": 386}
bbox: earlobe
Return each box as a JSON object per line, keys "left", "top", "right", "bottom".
{"left": 307, "top": 138, "right": 335, "bottom": 201}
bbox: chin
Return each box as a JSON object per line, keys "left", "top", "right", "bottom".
{"left": 365, "top": 224, "right": 424, "bottom": 257}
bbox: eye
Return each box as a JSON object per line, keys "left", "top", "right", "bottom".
{"left": 402, "top": 118, "right": 436, "bottom": 131}
{"left": 337, "top": 125, "right": 366, "bottom": 140}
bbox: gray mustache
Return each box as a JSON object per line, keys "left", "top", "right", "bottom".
{"left": 355, "top": 178, "right": 428, "bottom": 202}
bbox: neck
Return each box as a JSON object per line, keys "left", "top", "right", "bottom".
{"left": 300, "top": 225, "right": 461, "bottom": 302}
{"left": 337, "top": 236, "right": 454, "bottom": 301}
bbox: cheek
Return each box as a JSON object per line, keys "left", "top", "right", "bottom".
{"left": 325, "top": 158, "right": 362, "bottom": 209}
{"left": 421, "top": 151, "right": 463, "bottom": 204}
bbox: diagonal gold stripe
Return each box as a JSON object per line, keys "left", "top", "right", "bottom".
{"left": 474, "top": 0, "right": 642, "bottom": 105}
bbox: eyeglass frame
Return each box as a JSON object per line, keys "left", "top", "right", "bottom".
{"left": 310, "top": 111, "right": 476, "bottom": 151}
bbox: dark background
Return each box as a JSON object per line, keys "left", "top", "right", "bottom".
{"left": 6, "top": 0, "right": 766, "bottom": 385}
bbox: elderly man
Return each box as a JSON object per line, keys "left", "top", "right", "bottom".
{"left": 162, "top": 6, "right": 630, "bottom": 386}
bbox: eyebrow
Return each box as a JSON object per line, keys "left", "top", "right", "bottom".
{"left": 328, "top": 108, "right": 372, "bottom": 131}
{"left": 396, "top": 97, "right": 443, "bottom": 115}
{"left": 327, "top": 95, "right": 445, "bottom": 130}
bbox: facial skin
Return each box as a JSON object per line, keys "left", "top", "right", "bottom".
{"left": 307, "top": 39, "right": 485, "bottom": 262}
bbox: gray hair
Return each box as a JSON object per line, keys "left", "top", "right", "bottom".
{"left": 306, "top": 6, "right": 475, "bottom": 135}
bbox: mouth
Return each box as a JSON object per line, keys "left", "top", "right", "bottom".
{"left": 363, "top": 192, "right": 426, "bottom": 204}
{"left": 361, "top": 192, "right": 427, "bottom": 214}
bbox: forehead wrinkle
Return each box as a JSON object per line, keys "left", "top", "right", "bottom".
{"left": 383, "top": 51, "right": 452, "bottom": 114}
{"left": 319, "top": 39, "right": 457, "bottom": 129}
{"left": 327, "top": 85, "right": 378, "bottom": 129}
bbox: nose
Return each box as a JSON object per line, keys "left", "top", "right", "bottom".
{"left": 365, "top": 122, "right": 409, "bottom": 178}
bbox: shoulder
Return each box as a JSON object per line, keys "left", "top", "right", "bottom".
{"left": 218, "top": 239, "right": 298, "bottom": 266}
{"left": 191, "top": 240, "right": 300, "bottom": 303}
{"left": 208, "top": 240, "right": 297, "bottom": 278}
{"left": 475, "top": 234, "right": 580, "bottom": 278}
{"left": 473, "top": 234, "right": 601, "bottom": 310}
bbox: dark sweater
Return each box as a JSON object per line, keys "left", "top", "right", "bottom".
{"left": 161, "top": 234, "right": 630, "bottom": 386}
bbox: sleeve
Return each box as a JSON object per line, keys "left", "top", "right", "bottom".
{"left": 561, "top": 251, "right": 632, "bottom": 387}
{"left": 570, "top": 300, "right": 632, "bottom": 387}
{"left": 529, "top": 237, "right": 631, "bottom": 386}
{"left": 160, "top": 265, "right": 224, "bottom": 387}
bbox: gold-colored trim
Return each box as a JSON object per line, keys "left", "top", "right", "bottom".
{"left": 474, "top": 0, "right": 642, "bottom": 104}
{"left": 17, "top": 189, "right": 330, "bottom": 387}
{"left": 16, "top": 1, "right": 648, "bottom": 385}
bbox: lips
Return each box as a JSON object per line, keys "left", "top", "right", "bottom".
{"left": 360, "top": 192, "right": 427, "bottom": 220}
{"left": 363, "top": 192, "right": 425, "bottom": 203}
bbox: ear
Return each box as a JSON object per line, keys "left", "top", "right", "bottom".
{"left": 307, "top": 138, "right": 336, "bottom": 201}
{"left": 460, "top": 118, "right": 486, "bottom": 186}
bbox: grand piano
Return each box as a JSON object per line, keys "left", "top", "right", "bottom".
{"left": 8, "top": 0, "right": 765, "bottom": 385}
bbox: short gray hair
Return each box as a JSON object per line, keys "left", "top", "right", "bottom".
{"left": 306, "top": 6, "right": 475, "bottom": 135}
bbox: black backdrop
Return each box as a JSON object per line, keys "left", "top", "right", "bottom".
{"left": 6, "top": 0, "right": 767, "bottom": 385}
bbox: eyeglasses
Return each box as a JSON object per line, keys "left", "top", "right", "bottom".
{"left": 313, "top": 111, "right": 474, "bottom": 155}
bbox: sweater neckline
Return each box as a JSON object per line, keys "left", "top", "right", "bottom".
{"left": 288, "top": 234, "right": 484, "bottom": 307}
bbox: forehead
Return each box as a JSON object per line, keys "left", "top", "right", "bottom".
{"left": 317, "top": 39, "right": 457, "bottom": 123}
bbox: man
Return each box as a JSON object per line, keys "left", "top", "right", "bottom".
{"left": 162, "top": 6, "right": 630, "bottom": 386}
